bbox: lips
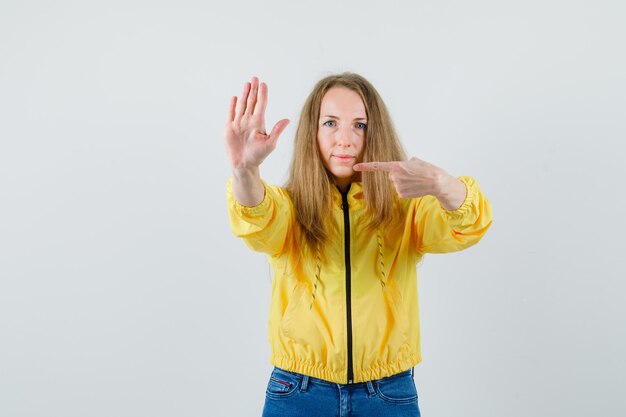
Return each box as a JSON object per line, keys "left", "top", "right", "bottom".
{"left": 333, "top": 154, "right": 356, "bottom": 162}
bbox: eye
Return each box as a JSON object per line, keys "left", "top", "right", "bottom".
{"left": 355, "top": 122, "right": 367, "bottom": 130}
{"left": 323, "top": 120, "right": 336, "bottom": 127}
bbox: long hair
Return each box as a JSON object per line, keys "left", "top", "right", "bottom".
{"left": 285, "top": 72, "right": 407, "bottom": 254}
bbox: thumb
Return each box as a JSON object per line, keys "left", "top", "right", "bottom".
{"left": 268, "top": 119, "right": 290, "bottom": 146}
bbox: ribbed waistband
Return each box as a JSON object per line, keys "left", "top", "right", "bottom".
{"left": 272, "top": 366, "right": 414, "bottom": 388}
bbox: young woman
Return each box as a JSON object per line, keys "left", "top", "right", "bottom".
{"left": 225, "top": 73, "right": 492, "bottom": 416}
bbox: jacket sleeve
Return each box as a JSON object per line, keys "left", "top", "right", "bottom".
{"left": 226, "top": 178, "right": 293, "bottom": 256}
{"left": 413, "top": 176, "right": 492, "bottom": 254}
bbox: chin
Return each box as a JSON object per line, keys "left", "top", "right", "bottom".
{"left": 329, "top": 168, "right": 354, "bottom": 180}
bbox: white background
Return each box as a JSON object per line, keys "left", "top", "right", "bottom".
{"left": 1, "top": 0, "right": 625, "bottom": 416}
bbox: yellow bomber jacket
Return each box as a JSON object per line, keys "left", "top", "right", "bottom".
{"left": 226, "top": 176, "right": 492, "bottom": 384}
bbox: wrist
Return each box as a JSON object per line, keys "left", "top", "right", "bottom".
{"left": 433, "top": 171, "right": 454, "bottom": 199}
{"left": 232, "top": 165, "right": 260, "bottom": 181}
{"left": 435, "top": 174, "right": 466, "bottom": 211}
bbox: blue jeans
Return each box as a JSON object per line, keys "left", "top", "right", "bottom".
{"left": 262, "top": 366, "right": 421, "bottom": 417}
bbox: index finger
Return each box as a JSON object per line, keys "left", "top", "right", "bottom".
{"left": 353, "top": 161, "right": 398, "bottom": 172}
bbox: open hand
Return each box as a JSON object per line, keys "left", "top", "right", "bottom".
{"left": 224, "top": 76, "right": 290, "bottom": 172}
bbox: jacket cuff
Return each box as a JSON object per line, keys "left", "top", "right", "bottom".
{"left": 442, "top": 176, "right": 479, "bottom": 228}
{"left": 226, "top": 178, "right": 271, "bottom": 217}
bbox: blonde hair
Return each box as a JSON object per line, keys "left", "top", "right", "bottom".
{"left": 285, "top": 72, "right": 407, "bottom": 254}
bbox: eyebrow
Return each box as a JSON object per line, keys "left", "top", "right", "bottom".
{"left": 321, "top": 115, "right": 368, "bottom": 121}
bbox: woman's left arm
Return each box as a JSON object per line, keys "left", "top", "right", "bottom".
{"left": 353, "top": 157, "right": 493, "bottom": 253}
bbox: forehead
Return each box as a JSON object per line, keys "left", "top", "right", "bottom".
{"left": 320, "top": 87, "right": 366, "bottom": 117}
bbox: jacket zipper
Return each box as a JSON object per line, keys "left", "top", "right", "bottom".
{"left": 341, "top": 188, "right": 354, "bottom": 384}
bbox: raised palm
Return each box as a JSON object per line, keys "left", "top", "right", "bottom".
{"left": 224, "top": 77, "right": 289, "bottom": 171}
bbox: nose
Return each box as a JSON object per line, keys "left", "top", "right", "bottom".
{"left": 336, "top": 126, "right": 352, "bottom": 147}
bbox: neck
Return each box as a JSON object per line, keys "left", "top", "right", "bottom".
{"left": 336, "top": 181, "right": 351, "bottom": 194}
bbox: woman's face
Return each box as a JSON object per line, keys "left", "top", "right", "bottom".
{"left": 317, "top": 87, "right": 367, "bottom": 190}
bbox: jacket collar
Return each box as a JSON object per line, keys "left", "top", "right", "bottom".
{"left": 331, "top": 182, "right": 364, "bottom": 208}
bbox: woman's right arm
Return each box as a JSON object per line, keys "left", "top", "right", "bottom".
{"left": 224, "top": 77, "right": 293, "bottom": 256}
{"left": 225, "top": 76, "right": 289, "bottom": 206}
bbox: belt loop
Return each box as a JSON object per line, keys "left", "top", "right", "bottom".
{"left": 300, "top": 375, "right": 310, "bottom": 392}
{"left": 366, "top": 380, "right": 375, "bottom": 397}
{"left": 411, "top": 367, "right": 415, "bottom": 377}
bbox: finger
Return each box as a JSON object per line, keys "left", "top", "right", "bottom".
{"left": 353, "top": 161, "right": 398, "bottom": 172}
{"left": 254, "top": 82, "right": 268, "bottom": 117}
{"left": 227, "top": 96, "right": 237, "bottom": 122}
{"left": 236, "top": 81, "right": 251, "bottom": 120}
{"left": 246, "top": 76, "right": 259, "bottom": 115}
{"left": 268, "top": 119, "right": 290, "bottom": 146}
